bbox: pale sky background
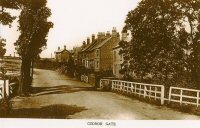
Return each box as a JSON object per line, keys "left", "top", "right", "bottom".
{"left": 0, "top": 0, "right": 139, "bottom": 58}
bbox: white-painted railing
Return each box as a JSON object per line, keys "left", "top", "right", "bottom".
{"left": 100, "top": 79, "right": 111, "bottom": 89}
{"left": 169, "top": 87, "right": 200, "bottom": 107}
{"left": 100, "top": 79, "right": 165, "bottom": 105}
{"left": 0, "top": 80, "right": 9, "bottom": 99}
{"left": 81, "top": 75, "right": 88, "bottom": 83}
{"left": 0, "top": 84, "right": 3, "bottom": 99}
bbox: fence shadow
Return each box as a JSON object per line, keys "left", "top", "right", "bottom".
{"left": 5, "top": 104, "right": 87, "bottom": 119}
{"left": 30, "top": 85, "right": 97, "bottom": 96}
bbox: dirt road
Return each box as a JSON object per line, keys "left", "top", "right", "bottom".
{"left": 10, "top": 69, "right": 200, "bottom": 119}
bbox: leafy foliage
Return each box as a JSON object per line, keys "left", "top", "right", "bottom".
{"left": 122, "top": 0, "right": 200, "bottom": 88}
{"left": 0, "top": 0, "right": 19, "bottom": 26}
{"left": 0, "top": 37, "right": 6, "bottom": 58}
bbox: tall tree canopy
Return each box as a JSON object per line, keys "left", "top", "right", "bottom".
{"left": 122, "top": 0, "right": 200, "bottom": 88}
{"left": 14, "top": 0, "right": 53, "bottom": 94}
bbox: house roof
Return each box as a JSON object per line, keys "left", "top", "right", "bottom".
{"left": 81, "top": 40, "right": 98, "bottom": 52}
{"left": 55, "top": 49, "right": 70, "bottom": 54}
{"left": 89, "top": 36, "right": 112, "bottom": 51}
{"left": 72, "top": 46, "right": 82, "bottom": 54}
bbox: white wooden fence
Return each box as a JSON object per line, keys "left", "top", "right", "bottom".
{"left": 169, "top": 87, "right": 200, "bottom": 107}
{"left": 100, "top": 79, "right": 165, "bottom": 105}
{"left": 81, "top": 75, "right": 88, "bottom": 83}
{"left": 0, "top": 80, "right": 9, "bottom": 99}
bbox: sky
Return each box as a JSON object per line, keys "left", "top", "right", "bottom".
{"left": 0, "top": 0, "right": 139, "bottom": 58}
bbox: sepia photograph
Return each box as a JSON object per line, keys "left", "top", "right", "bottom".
{"left": 1, "top": 0, "right": 200, "bottom": 128}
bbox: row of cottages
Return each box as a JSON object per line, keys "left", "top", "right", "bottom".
{"left": 54, "top": 45, "right": 71, "bottom": 63}
{"left": 78, "top": 27, "right": 120, "bottom": 72}
{"left": 54, "top": 27, "right": 128, "bottom": 79}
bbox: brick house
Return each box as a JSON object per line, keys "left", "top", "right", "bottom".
{"left": 54, "top": 45, "right": 71, "bottom": 63}
{"left": 79, "top": 27, "right": 120, "bottom": 72}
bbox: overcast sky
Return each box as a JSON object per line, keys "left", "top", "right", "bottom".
{"left": 0, "top": 0, "right": 139, "bottom": 58}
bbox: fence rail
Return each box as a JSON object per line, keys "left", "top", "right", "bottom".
{"left": 100, "top": 79, "right": 165, "bottom": 105}
{"left": 169, "top": 87, "right": 200, "bottom": 107}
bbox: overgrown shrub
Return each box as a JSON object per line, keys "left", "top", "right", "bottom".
{"left": 0, "top": 99, "right": 11, "bottom": 118}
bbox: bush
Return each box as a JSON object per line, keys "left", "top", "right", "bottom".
{"left": 0, "top": 99, "right": 11, "bottom": 118}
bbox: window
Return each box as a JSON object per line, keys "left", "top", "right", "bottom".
{"left": 96, "top": 49, "right": 100, "bottom": 57}
{"left": 96, "top": 61, "right": 99, "bottom": 68}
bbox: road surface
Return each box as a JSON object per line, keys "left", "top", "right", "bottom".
{"left": 10, "top": 69, "right": 200, "bottom": 119}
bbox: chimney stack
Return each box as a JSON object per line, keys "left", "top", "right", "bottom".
{"left": 92, "top": 34, "right": 95, "bottom": 43}
{"left": 83, "top": 41, "right": 86, "bottom": 47}
{"left": 112, "top": 27, "right": 117, "bottom": 36}
{"left": 97, "top": 32, "right": 106, "bottom": 40}
{"left": 58, "top": 46, "right": 60, "bottom": 50}
{"left": 64, "top": 45, "right": 66, "bottom": 50}
{"left": 87, "top": 37, "right": 90, "bottom": 45}
{"left": 106, "top": 31, "right": 111, "bottom": 38}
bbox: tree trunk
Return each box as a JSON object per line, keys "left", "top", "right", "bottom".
{"left": 24, "top": 57, "right": 32, "bottom": 92}
{"left": 31, "top": 59, "right": 34, "bottom": 82}
{"left": 19, "top": 56, "right": 32, "bottom": 95}
{"left": 19, "top": 57, "right": 25, "bottom": 96}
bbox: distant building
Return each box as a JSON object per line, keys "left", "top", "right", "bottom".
{"left": 54, "top": 45, "right": 71, "bottom": 63}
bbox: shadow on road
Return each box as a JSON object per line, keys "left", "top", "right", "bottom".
{"left": 30, "top": 85, "right": 97, "bottom": 96}
{"left": 6, "top": 104, "right": 87, "bottom": 119}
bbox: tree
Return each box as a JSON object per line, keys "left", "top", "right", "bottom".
{"left": 174, "top": 0, "right": 200, "bottom": 87}
{"left": 66, "top": 56, "right": 75, "bottom": 77}
{"left": 14, "top": 0, "right": 53, "bottom": 94}
{"left": 0, "top": 37, "right": 6, "bottom": 58}
{"left": 0, "top": 0, "right": 19, "bottom": 26}
{"left": 0, "top": 0, "right": 20, "bottom": 58}
{"left": 118, "top": 39, "right": 131, "bottom": 79}
{"left": 123, "top": 0, "right": 200, "bottom": 88}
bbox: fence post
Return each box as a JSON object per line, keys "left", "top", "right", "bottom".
{"left": 6, "top": 80, "right": 9, "bottom": 96}
{"left": 149, "top": 86, "right": 151, "bottom": 98}
{"left": 144, "top": 85, "right": 147, "bottom": 98}
{"left": 197, "top": 91, "right": 199, "bottom": 107}
{"left": 120, "top": 82, "right": 123, "bottom": 92}
{"left": 154, "top": 87, "right": 157, "bottom": 100}
{"left": 139, "top": 84, "right": 141, "bottom": 97}
{"left": 0, "top": 83, "right": 3, "bottom": 99}
{"left": 161, "top": 86, "right": 165, "bottom": 105}
{"left": 180, "top": 89, "right": 183, "bottom": 105}
{"left": 168, "top": 87, "right": 172, "bottom": 103}
{"left": 131, "top": 83, "right": 134, "bottom": 94}
{"left": 111, "top": 81, "right": 114, "bottom": 91}
{"left": 100, "top": 79, "right": 103, "bottom": 89}
{"left": 134, "top": 84, "right": 137, "bottom": 94}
